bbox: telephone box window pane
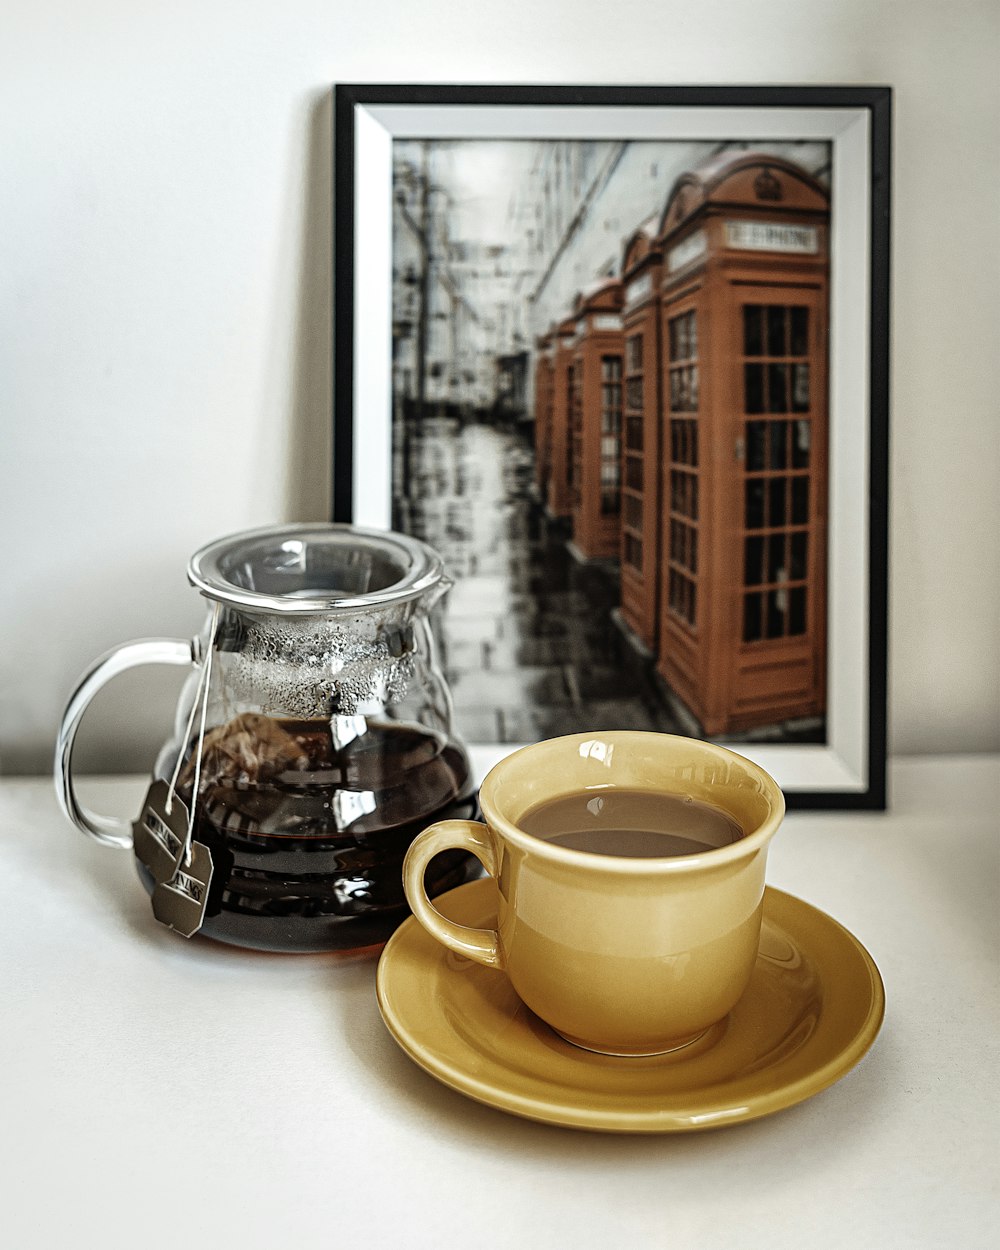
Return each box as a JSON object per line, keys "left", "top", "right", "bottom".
{"left": 745, "top": 535, "right": 764, "bottom": 586}
{"left": 625, "top": 416, "right": 643, "bottom": 450}
{"left": 625, "top": 534, "right": 642, "bottom": 571}
{"left": 670, "top": 371, "right": 679, "bottom": 410}
{"left": 746, "top": 479, "right": 765, "bottom": 529}
{"left": 625, "top": 493, "right": 642, "bottom": 530}
{"left": 744, "top": 305, "right": 763, "bottom": 356}
{"left": 790, "top": 531, "right": 808, "bottom": 579}
{"left": 792, "top": 363, "right": 810, "bottom": 412}
{"left": 767, "top": 306, "right": 786, "bottom": 356}
{"left": 683, "top": 367, "right": 697, "bottom": 411}
{"left": 677, "top": 369, "right": 689, "bottom": 411}
{"left": 769, "top": 420, "right": 789, "bottom": 470}
{"left": 747, "top": 421, "right": 766, "bottom": 470}
{"left": 744, "top": 592, "right": 762, "bottom": 642}
{"left": 626, "top": 377, "right": 643, "bottom": 411}
{"left": 791, "top": 477, "right": 809, "bottom": 524}
{"left": 767, "top": 533, "right": 786, "bottom": 582}
{"left": 672, "top": 421, "right": 697, "bottom": 467}
{"left": 789, "top": 587, "right": 807, "bottom": 635}
{"left": 745, "top": 364, "right": 764, "bottom": 414}
{"left": 669, "top": 310, "right": 696, "bottom": 363}
{"left": 792, "top": 419, "right": 811, "bottom": 468}
{"left": 690, "top": 529, "right": 698, "bottom": 573}
{"left": 768, "top": 363, "right": 789, "bottom": 413}
{"left": 768, "top": 478, "right": 787, "bottom": 527}
{"left": 766, "top": 590, "right": 785, "bottom": 638}
{"left": 790, "top": 307, "right": 809, "bottom": 356}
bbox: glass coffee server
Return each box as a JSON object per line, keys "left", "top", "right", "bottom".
{"left": 55, "top": 524, "right": 477, "bottom": 954}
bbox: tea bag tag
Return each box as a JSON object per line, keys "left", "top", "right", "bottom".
{"left": 151, "top": 841, "right": 215, "bottom": 939}
{"left": 133, "top": 780, "right": 190, "bottom": 883}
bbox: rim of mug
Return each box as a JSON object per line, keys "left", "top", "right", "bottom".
{"left": 187, "top": 522, "right": 445, "bottom": 614}
{"left": 477, "top": 731, "right": 786, "bottom": 874}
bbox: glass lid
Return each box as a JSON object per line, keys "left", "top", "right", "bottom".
{"left": 187, "top": 523, "right": 445, "bottom": 614}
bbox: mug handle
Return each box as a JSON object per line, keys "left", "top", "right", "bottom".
{"left": 403, "top": 820, "right": 505, "bottom": 969}
{"left": 54, "top": 638, "right": 197, "bottom": 849}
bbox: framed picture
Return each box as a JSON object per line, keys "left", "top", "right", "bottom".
{"left": 333, "top": 84, "right": 891, "bottom": 809}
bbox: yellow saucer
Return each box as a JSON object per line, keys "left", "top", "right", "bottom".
{"left": 376, "top": 879, "right": 885, "bottom": 1133}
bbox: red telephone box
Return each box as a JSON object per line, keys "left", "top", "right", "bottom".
{"left": 655, "top": 153, "right": 830, "bottom": 735}
{"left": 619, "top": 222, "right": 664, "bottom": 651}
{"left": 568, "top": 279, "right": 625, "bottom": 561}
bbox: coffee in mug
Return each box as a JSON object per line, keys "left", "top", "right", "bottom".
{"left": 403, "top": 732, "right": 784, "bottom": 1057}
{"left": 520, "top": 789, "right": 744, "bottom": 858}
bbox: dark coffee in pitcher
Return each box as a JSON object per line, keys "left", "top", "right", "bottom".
{"left": 135, "top": 714, "right": 477, "bottom": 954}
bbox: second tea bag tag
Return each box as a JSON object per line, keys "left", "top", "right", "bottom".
{"left": 151, "top": 841, "right": 215, "bottom": 939}
{"left": 133, "top": 779, "right": 190, "bottom": 883}
{"left": 142, "top": 601, "right": 221, "bottom": 939}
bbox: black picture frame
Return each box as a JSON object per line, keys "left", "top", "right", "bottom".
{"left": 333, "top": 83, "right": 891, "bottom": 810}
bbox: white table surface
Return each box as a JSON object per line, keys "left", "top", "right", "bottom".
{"left": 2, "top": 756, "right": 998, "bottom": 1250}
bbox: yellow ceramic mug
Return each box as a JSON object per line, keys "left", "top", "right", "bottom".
{"left": 403, "top": 732, "right": 785, "bottom": 1056}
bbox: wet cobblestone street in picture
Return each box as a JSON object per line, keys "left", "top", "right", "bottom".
{"left": 395, "top": 418, "right": 686, "bottom": 744}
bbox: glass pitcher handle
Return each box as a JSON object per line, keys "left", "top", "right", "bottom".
{"left": 54, "top": 638, "right": 197, "bottom": 849}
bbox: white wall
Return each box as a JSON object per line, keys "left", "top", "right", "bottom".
{"left": 1, "top": 0, "right": 998, "bottom": 774}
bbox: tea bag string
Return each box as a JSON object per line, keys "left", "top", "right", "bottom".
{"left": 165, "top": 601, "right": 221, "bottom": 869}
